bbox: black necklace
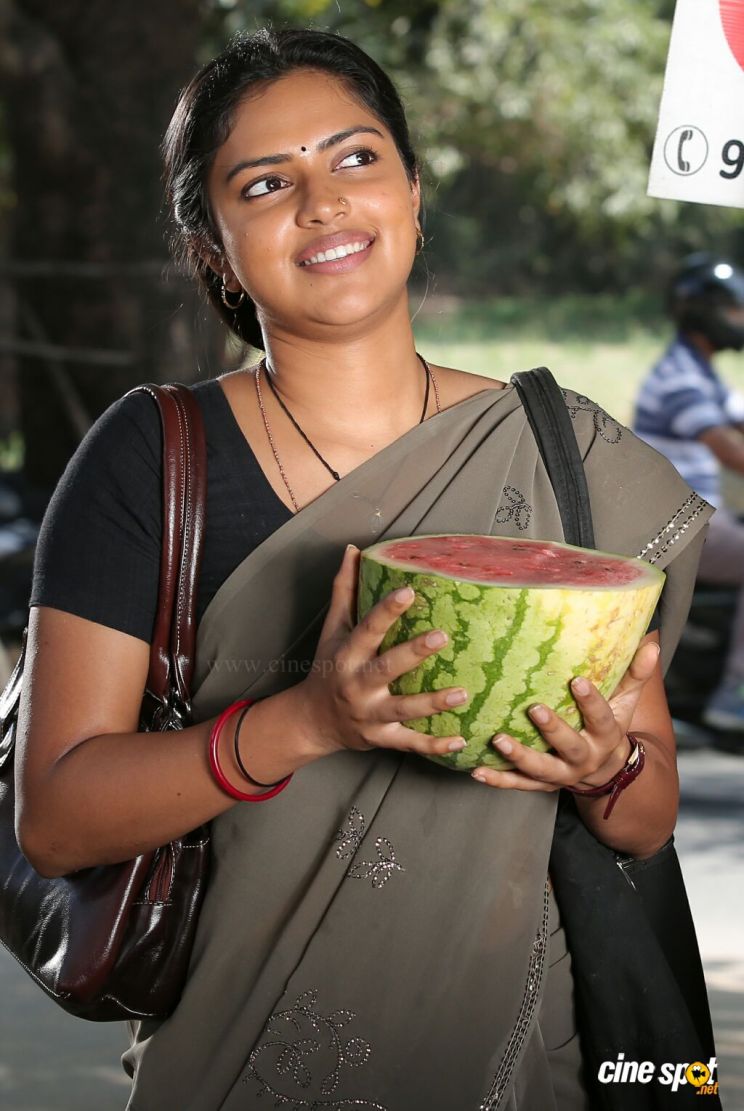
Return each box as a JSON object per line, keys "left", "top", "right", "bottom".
{"left": 261, "top": 352, "right": 435, "bottom": 483}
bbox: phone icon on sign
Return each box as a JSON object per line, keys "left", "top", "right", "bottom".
{"left": 677, "top": 128, "right": 693, "bottom": 173}
{"left": 663, "top": 125, "right": 708, "bottom": 176}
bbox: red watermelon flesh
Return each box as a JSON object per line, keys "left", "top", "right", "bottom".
{"left": 382, "top": 535, "right": 643, "bottom": 587}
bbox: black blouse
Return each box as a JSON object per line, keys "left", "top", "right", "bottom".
{"left": 29, "top": 378, "right": 293, "bottom": 642}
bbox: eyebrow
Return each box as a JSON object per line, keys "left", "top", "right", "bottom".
{"left": 224, "top": 126, "right": 384, "bottom": 183}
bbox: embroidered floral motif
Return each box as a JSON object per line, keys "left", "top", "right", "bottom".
{"left": 347, "top": 837, "right": 405, "bottom": 890}
{"left": 562, "top": 391, "right": 623, "bottom": 444}
{"left": 244, "top": 988, "right": 388, "bottom": 1110}
{"left": 334, "top": 808, "right": 404, "bottom": 889}
{"left": 637, "top": 493, "right": 709, "bottom": 565}
{"left": 334, "top": 807, "right": 365, "bottom": 861}
{"left": 495, "top": 485, "right": 533, "bottom": 531}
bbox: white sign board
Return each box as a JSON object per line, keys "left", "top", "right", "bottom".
{"left": 648, "top": 0, "right": 744, "bottom": 208}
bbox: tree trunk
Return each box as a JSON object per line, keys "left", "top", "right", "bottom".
{"left": 1, "top": 0, "right": 221, "bottom": 493}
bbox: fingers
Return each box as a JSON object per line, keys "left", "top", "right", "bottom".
{"left": 380, "top": 684, "right": 469, "bottom": 726}
{"left": 481, "top": 728, "right": 577, "bottom": 785}
{"left": 476, "top": 643, "right": 662, "bottom": 791}
{"left": 365, "top": 625, "right": 452, "bottom": 683}
{"left": 319, "top": 545, "right": 360, "bottom": 640}
{"left": 343, "top": 580, "right": 422, "bottom": 671}
{"left": 373, "top": 720, "right": 467, "bottom": 760}
{"left": 607, "top": 641, "right": 661, "bottom": 724}
{"left": 471, "top": 764, "right": 560, "bottom": 794}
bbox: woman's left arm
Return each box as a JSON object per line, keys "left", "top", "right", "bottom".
{"left": 471, "top": 630, "right": 678, "bottom": 858}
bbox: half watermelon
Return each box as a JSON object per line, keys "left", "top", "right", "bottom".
{"left": 357, "top": 534, "right": 664, "bottom": 771}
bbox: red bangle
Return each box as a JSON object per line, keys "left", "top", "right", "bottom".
{"left": 208, "top": 699, "right": 292, "bottom": 802}
{"left": 566, "top": 733, "right": 646, "bottom": 819}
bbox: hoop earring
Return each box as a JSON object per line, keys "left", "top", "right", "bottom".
{"left": 415, "top": 226, "right": 425, "bottom": 255}
{"left": 221, "top": 280, "right": 245, "bottom": 310}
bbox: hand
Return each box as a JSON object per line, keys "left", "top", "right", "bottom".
{"left": 471, "top": 639, "right": 661, "bottom": 794}
{"left": 296, "top": 545, "right": 469, "bottom": 760}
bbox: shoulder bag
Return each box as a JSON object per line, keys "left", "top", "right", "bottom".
{"left": 511, "top": 367, "right": 720, "bottom": 1110}
{"left": 0, "top": 382, "right": 210, "bottom": 1021}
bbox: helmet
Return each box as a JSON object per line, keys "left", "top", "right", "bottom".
{"left": 668, "top": 253, "right": 744, "bottom": 351}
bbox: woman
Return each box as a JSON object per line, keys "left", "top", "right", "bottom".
{"left": 17, "top": 27, "right": 713, "bottom": 1111}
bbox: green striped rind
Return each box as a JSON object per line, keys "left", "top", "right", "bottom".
{"left": 357, "top": 535, "right": 665, "bottom": 771}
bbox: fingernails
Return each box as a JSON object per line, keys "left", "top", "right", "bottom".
{"left": 494, "top": 735, "right": 513, "bottom": 754}
{"left": 345, "top": 543, "right": 357, "bottom": 555}
{"left": 445, "top": 688, "right": 467, "bottom": 705}
{"left": 472, "top": 771, "right": 486, "bottom": 783}
{"left": 447, "top": 737, "right": 467, "bottom": 752}
{"left": 393, "top": 587, "right": 414, "bottom": 604}
{"left": 571, "top": 677, "right": 591, "bottom": 696}
{"left": 425, "top": 630, "right": 447, "bottom": 648}
{"left": 529, "top": 704, "right": 550, "bottom": 723}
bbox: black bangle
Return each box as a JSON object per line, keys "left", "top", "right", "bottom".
{"left": 233, "top": 702, "right": 287, "bottom": 788}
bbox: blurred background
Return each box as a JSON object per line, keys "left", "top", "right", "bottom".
{"left": 0, "top": 0, "right": 742, "bottom": 1107}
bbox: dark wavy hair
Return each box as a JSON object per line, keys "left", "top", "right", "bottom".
{"left": 162, "top": 27, "right": 420, "bottom": 349}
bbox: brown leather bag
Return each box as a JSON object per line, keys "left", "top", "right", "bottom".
{"left": 0, "top": 383, "right": 210, "bottom": 1020}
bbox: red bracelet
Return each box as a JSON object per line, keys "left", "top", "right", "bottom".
{"left": 566, "top": 733, "right": 646, "bottom": 819}
{"left": 208, "top": 699, "right": 292, "bottom": 802}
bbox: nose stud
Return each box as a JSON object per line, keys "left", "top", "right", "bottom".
{"left": 338, "top": 196, "right": 349, "bottom": 206}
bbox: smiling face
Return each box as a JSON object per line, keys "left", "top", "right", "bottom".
{"left": 206, "top": 68, "right": 420, "bottom": 343}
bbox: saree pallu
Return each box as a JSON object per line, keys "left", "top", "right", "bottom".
{"left": 124, "top": 385, "right": 712, "bottom": 1110}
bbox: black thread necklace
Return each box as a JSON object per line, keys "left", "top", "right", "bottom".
{"left": 255, "top": 353, "right": 440, "bottom": 511}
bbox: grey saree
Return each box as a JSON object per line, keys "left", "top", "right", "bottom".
{"left": 123, "top": 383, "right": 711, "bottom": 1110}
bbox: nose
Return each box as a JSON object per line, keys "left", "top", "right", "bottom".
{"left": 295, "top": 178, "right": 348, "bottom": 226}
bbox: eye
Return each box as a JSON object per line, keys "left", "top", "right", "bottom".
{"left": 336, "top": 147, "right": 378, "bottom": 170}
{"left": 241, "top": 174, "right": 288, "bottom": 199}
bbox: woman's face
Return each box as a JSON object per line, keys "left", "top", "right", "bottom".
{"left": 207, "top": 68, "right": 420, "bottom": 341}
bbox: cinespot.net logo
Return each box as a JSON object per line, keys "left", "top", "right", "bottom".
{"left": 598, "top": 1054, "right": 719, "bottom": 1095}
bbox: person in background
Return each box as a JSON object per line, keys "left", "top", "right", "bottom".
{"left": 633, "top": 254, "right": 744, "bottom": 734}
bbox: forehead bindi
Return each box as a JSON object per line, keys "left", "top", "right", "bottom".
{"left": 216, "top": 70, "right": 389, "bottom": 172}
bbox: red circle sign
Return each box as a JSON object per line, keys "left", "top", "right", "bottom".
{"left": 720, "top": 0, "right": 744, "bottom": 70}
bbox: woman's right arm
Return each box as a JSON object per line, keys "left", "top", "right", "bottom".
{"left": 14, "top": 605, "right": 322, "bottom": 877}
{"left": 17, "top": 549, "right": 463, "bottom": 878}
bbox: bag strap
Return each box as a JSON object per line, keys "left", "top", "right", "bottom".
{"left": 127, "top": 383, "right": 207, "bottom": 729}
{"left": 510, "top": 366, "right": 595, "bottom": 549}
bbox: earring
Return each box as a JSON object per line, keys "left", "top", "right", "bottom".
{"left": 415, "top": 225, "right": 425, "bottom": 254}
{"left": 221, "top": 279, "right": 245, "bottom": 310}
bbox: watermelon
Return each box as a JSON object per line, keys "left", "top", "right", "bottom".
{"left": 356, "top": 534, "right": 664, "bottom": 771}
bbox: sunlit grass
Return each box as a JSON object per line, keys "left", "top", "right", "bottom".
{"left": 412, "top": 293, "right": 744, "bottom": 430}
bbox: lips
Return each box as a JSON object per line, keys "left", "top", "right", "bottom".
{"left": 295, "top": 229, "right": 375, "bottom": 267}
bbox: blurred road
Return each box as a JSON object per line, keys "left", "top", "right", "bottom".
{"left": 0, "top": 747, "right": 742, "bottom": 1110}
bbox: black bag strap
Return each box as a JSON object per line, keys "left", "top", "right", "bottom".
{"left": 511, "top": 368, "right": 718, "bottom": 1100}
{"left": 510, "top": 366, "right": 595, "bottom": 549}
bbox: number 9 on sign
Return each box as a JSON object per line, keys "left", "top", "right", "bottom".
{"left": 721, "top": 139, "right": 744, "bottom": 179}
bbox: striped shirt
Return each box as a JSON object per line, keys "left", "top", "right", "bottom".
{"left": 632, "top": 334, "right": 744, "bottom": 508}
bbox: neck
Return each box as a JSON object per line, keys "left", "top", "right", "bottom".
{"left": 261, "top": 299, "right": 428, "bottom": 440}
{"left": 683, "top": 331, "right": 716, "bottom": 361}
